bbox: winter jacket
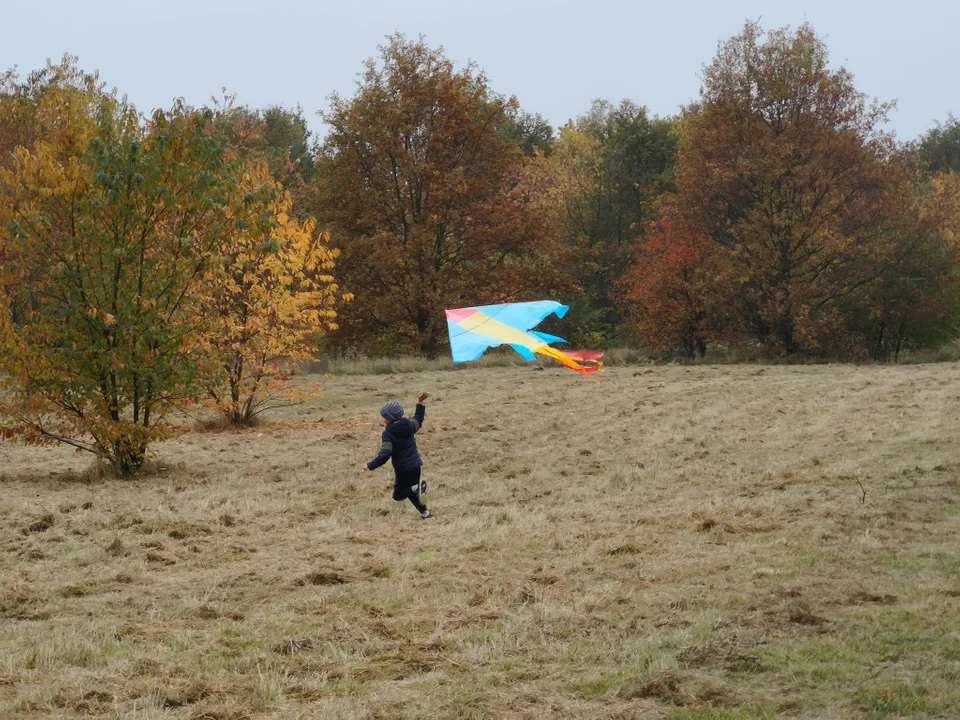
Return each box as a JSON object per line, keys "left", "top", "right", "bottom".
{"left": 366, "top": 403, "right": 426, "bottom": 472}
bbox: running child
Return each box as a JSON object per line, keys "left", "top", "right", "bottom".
{"left": 361, "top": 393, "right": 433, "bottom": 519}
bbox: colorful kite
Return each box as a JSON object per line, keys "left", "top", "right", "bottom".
{"left": 445, "top": 301, "right": 603, "bottom": 375}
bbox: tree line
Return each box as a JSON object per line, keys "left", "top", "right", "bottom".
{"left": 319, "top": 25, "right": 959, "bottom": 361}
{"left": 318, "top": 24, "right": 959, "bottom": 360}
{"left": 1, "top": 22, "right": 959, "bottom": 473}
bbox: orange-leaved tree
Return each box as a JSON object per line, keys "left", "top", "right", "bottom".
{"left": 674, "top": 22, "right": 909, "bottom": 354}
{"left": 619, "top": 214, "right": 735, "bottom": 358}
{"left": 0, "top": 64, "right": 249, "bottom": 475}
{"left": 198, "top": 160, "right": 348, "bottom": 426}
{"left": 316, "top": 34, "right": 575, "bottom": 357}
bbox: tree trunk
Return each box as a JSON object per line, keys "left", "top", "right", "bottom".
{"left": 111, "top": 435, "right": 146, "bottom": 477}
{"left": 417, "top": 306, "right": 441, "bottom": 358}
{"left": 894, "top": 321, "right": 906, "bottom": 361}
{"left": 873, "top": 321, "right": 886, "bottom": 360}
{"left": 775, "top": 313, "right": 797, "bottom": 354}
{"left": 681, "top": 329, "right": 696, "bottom": 359}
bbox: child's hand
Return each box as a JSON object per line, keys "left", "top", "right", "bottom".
{"left": 417, "top": 392, "right": 430, "bottom": 403}
{"left": 360, "top": 464, "right": 369, "bottom": 472}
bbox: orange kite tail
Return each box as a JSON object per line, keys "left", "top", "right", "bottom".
{"left": 535, "top": 345, "right": 603, "bottom": 374}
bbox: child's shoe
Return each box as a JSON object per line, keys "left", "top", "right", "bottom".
{"left": 421, "top": 509, "right": 435, "bottom": 520}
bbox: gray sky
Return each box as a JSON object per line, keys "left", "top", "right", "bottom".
{"left": 3, "top": 0, "right": 956, "bottom": 142}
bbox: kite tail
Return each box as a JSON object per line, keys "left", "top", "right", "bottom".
{"left": 535, "top": 345, "right": 603, "bottom": 374}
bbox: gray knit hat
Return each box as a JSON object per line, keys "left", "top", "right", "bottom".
{"left": 380, "top": 399, "right": 404, "bottom": 422}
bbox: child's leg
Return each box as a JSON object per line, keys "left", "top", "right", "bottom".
{"left": 406, "top": 468, "right": 427, "bottom": 513}
{"left": 411, "top": 473, "right": 432, "bottom": 518}
{"left": 394, "top": 469, "right": 428, "bottom": 514}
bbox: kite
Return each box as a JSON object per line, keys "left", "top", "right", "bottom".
{"left": 445, "top": 301, "right": 603, "bottom": 375}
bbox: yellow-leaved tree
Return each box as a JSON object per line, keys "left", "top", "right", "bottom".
{"left": 526, "top": 122, "right": 604, "bottom": 248}
{"left": 199, "top": 162, "right": 348, "bottom": 426}
{"left": 0, "top": 62, "right": 253, "bottom": 475}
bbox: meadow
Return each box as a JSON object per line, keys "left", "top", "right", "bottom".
{"left": 1, "top": 362, "right": 958, "bottom": 719}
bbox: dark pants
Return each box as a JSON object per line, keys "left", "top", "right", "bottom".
{"left": 393, "top": 467, "right": 426, "bottom": 512}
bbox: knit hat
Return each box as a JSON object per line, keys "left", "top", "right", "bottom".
{"left": 380, "top": 399, "right": 404, "bottom": 422}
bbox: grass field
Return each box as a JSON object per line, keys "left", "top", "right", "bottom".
{"left": 1, "top": 362, "right": 959, "bottom": 719}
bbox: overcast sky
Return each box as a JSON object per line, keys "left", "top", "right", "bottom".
{"left": 3, "top": 0, "right": 956, "bottom": 142}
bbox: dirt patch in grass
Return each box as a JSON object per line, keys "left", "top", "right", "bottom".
{"left": 617, "top": 669, "right": 741, "bottom": 709}
{"left": 298, "top": 570, "right": 350, "bottom": 586}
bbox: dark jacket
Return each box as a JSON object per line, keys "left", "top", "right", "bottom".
{"left": 366, "top": 403, "right": 425, "bottom": 472}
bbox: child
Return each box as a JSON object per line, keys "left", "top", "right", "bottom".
{"left": 361, "top": 392, "right": 434, "bottom": 519}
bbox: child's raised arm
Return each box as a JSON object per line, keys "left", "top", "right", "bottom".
{"left": 411, "top": 394, "right": 428, "bottom": 432}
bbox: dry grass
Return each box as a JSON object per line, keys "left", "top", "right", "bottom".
{"left": 306, "top": 347, "right": 653, "bottom": 376}
{"left": 1, "top": 362, "right": 959, "bottom": 719}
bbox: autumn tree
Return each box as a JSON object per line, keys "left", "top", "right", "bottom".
{"left": 0, "top": 56, "right": 103, "bottom": 167}
{"left": 575, "top": 100, "right": 678, "bottom": 255}
{"left": 0, "top": 69, "right": 39, "bottom": 165}
{"left": 198, "top": 161, "right": 346, "bottom": 426}
{"left": 517, "top": 123, "right": 603, "bottom": 343}
{"left": 502, "top": 109, "right": 556, "bottom": 157}
{"left": 0, "top": 68, "right": 249, "bottom": 475}
{"left": 205, "top": 100, "right": 317, "bottom": 193}
{"left": 0, "top": 58, "right": 109, "bottom": 327}
{"left": 673, "top": 22, "right": 910, "bottom": 354}
{"left": 316, "top": 34, "right": 575, "bottom": 356}
{"left": 551, "top": 100, "right": 678, "bottom": 345}
{"left": 916, "top": 115, "right": 960, "bottom": 174}
{"left": 620, "top": 213, "right": 734, "bottom": 358}
{"left": 842, "top": 171, "right": 960, "bottom": 358}
{"left": 933, "top": 170, "right": 960, "bottom": 248}
{"left": 526, "top": 123, "right": 604, "bottom": 254}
